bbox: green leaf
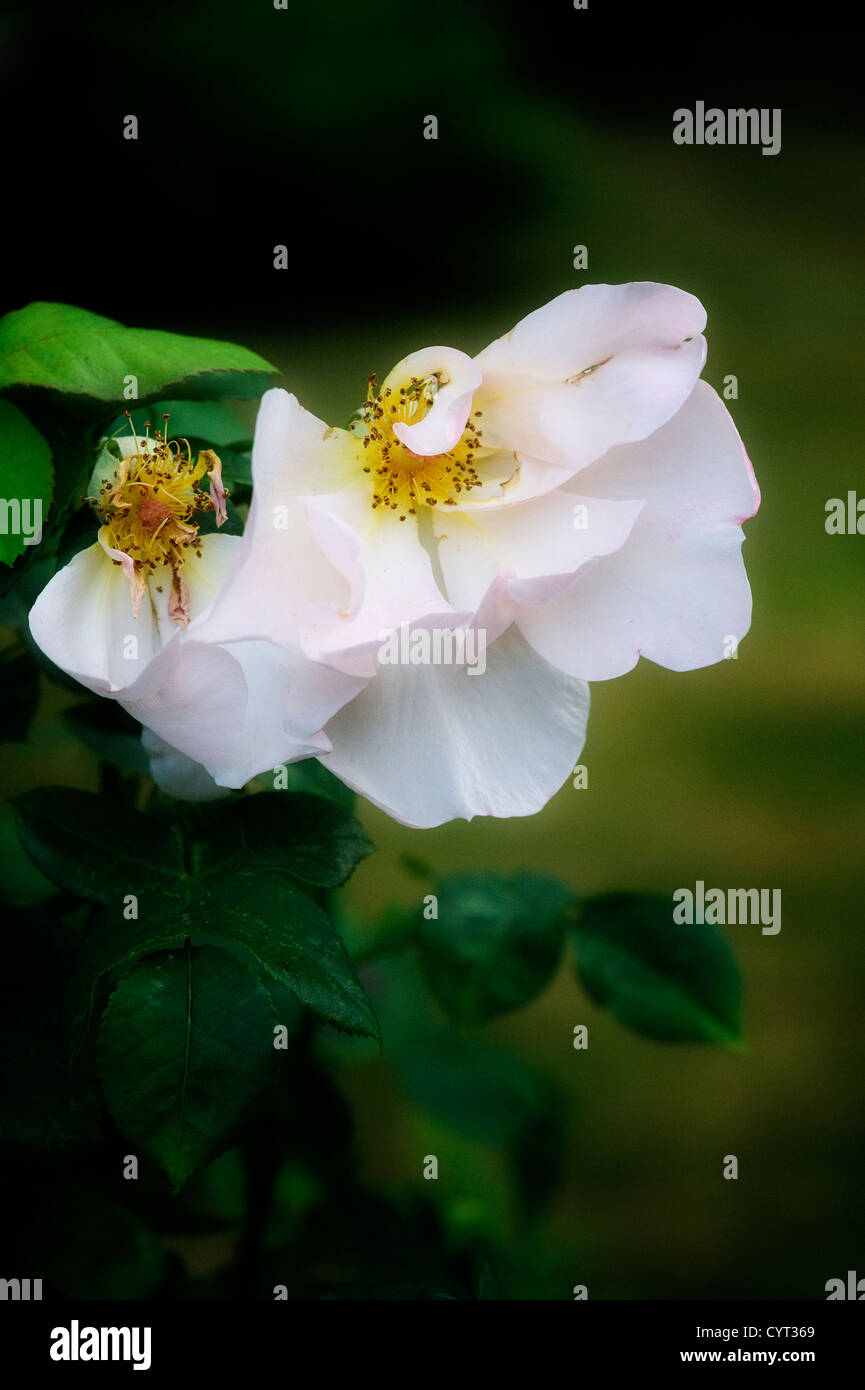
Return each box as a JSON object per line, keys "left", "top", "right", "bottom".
{"left": 98, "top": 944, "right": 279, "bottom": 1191}
{"left": 13, "top": 786, "right": 186, "bottom": 905}
{"left": 372, "top": 956, "right": 547, "bottom": 1143}
{"left": 0, "top": 646, "right": 40, "bottom": 741}
{"left": 0, "top": 426, "right": 94, "bottom": 600}
{"left": 192, "top": 791, "right": 373, "bottom": 888}
{"left": 571, "top": 893, "right": 742, "bottom": 1045}
{"left": 108, "top": 398, "right": 252, "bottom": 448}
{"left": 61, "top": 701, "right": 150, "bottom": 775}
{"left": 15, "top": 787, "right": 379, "bottom": 1046}
{"left": 66, "top": 868, "right": 379, "bottom": 1052}
{"left": 0, "top": 302, "right": 275, "bottom": 403}
{"left": 397, "top": 1029, "right": 548, "bottom": 1145}
{"left": 419, "top": 872, "right": 570, "bottom": 1025}
{"left": 201, "top": 870, "right": 380, "bottom": 1040}
{"left": 0, "top": 399, "right": 54, "bottom": 565}
{"left": 264, "top": 757, "right": 357, "bottom": 809}
{"left": 218, "top": 447, "right": 252, "bottom": 489}
{"left": 66, "top": 904, "right": 189, "bottom": 1058}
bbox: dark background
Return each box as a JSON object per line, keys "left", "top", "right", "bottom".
{"left": 1, "top": 0, "right": 858, "bottom": 331}
{"left": 2, "top": 0, "right": 864, "bottom": 1300}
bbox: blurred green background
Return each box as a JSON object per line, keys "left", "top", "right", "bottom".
{"left": 2, "top": 0, "right": 863, "bottom": 1299}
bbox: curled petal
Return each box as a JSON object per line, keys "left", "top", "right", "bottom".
{"left": 168, "top": 569, "right": 191, "bottom": 629}
{"left": 385, "top": 346, "right": 482, "bottom": 457}
{"left": 472, "top": 283, "right": 708, "bottom": 481}
{"left": 201, "top": 449, "right": 228, "bottom": 527}
{"left": 98, "top": 526, "right": 146, "bottom": 619}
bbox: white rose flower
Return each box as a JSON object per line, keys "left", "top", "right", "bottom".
{"left": 193, "top": 282, "right": 759, "bottom": 827}
{"left": 28, "top": 429, "right": 362, "bottom": 795}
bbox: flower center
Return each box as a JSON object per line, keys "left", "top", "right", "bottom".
{"left": 350, "top": 373, "right": 487, "bottom": 521}
{"left": 92, "top": 418, "right": 227, "bottom": 626}
{"left": 96, "top": 433, "right": 212, "bottom": 571}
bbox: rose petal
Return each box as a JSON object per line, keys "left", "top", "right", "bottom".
{"left": 319, "top": 626, "right": 590, "bottom": 827}
{"left": 434, "top": 491, "right": 644, "bottom": 640}
{"left": 140, "top": 729, "right": 232, "bottom": 801}
{"left": 517, "top": 383, "right": 759, "bottom": 678}
{"left": 28, "top": 541, "right": 161, "bottom": 693}
{"left": 196, "top": 390, "right": 353, "bottom": 650}
{"left": 298, "top": 490, "right": 459, "bottom": 674}
{"left": 385, "top": 346, "right": 483, "bottom": 457}
{"left": 475, "top": 282, "right": 707, "bottom": 388}
{"left": 470, "top": 282, "right": 707, "bottom": 483}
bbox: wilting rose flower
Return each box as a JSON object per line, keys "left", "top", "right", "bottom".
{"left": 28, "top": 430, "right": 361, "bottom": 795}
{"left": 193, "top": 282, "right": 759, "bottom": 827}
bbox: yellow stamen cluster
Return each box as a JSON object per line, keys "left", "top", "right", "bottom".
{"left": 350, "top": 373, "right": 487, "bottom": 522}
{"left": 93, "top": 415, "right": 224, "bottom": 624}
